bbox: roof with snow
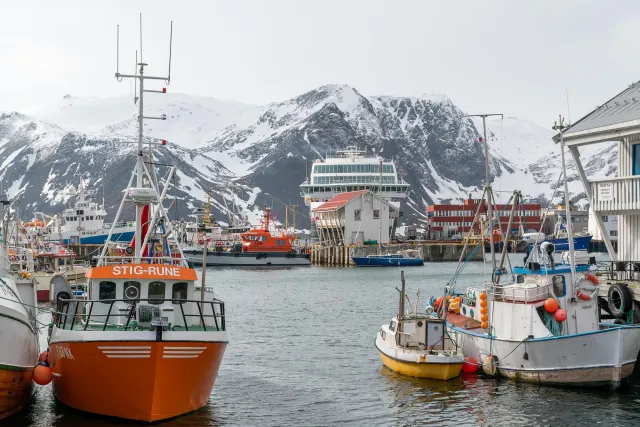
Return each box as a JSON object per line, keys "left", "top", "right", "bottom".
{"left": 558, "top": 81, "right": 640, "bottom": 144}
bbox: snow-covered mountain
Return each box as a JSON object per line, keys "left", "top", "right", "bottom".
{"left": 0, "top": 85, "right": 617, "bottom": 227}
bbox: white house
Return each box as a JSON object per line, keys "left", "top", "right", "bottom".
{"left": 588, "top": 212, "right": 618, "bottom": 244}
{"left": 554, "top": 81, "right": 640, "bottom": 260}
{"left": 312, "top": 190, "right": 397, "bottom": 245}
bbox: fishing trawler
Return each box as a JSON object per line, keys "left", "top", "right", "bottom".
{"left": 56, "top": 178, "right": 136, "bottom": 244}
{"left": 0, "top": 205, "right": 39, "bottom": 419}
{"left": 184, "top": 206, "right": 310, "bottom": 266}
{"left": 432, "top": 116, "right": 640, "bottom": 387}
{"left": 46, "top": 26, "right": 228, "bottom": 422}
{"left": 376, "top": 273, "right": 462, "bottom": 379}
{"left": 300, "top": 146, "right": 410, "bottom": 240}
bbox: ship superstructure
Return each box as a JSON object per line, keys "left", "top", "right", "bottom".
{"left": 299, "top": 146, "right": 410, "bottom": 238}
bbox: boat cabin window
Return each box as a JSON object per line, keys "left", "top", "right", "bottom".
{"left": 261, "top": 236, "right": 267, "bottom": 241}
{"left": 373, "top": 209, "right": 380, "bottom": 219}
{"left": 123, "top": 281, "right": 141, "bottom": 301}
{"left": 99, "top": 281, "right": 116, "bottom": 302}
{"left": 552, "top": 275, "right": 566, "bottom": 297}
{"left": 172, "top": 282, "right": 188, "bottom": 304}
{"left": 516, "top": 275, "right": 525, "bottom": 284}
{"left": 389, "top": 320, "right": 396, "bottom": 332}
{"left": 148, "top": 281, "right": 166, "bottom": 304}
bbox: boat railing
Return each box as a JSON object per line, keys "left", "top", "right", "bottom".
{"left": 596, "top": 261, "right": 640, "bottom": 282}
{"left": 493, "top": 281, "right": 551, "bottom": 303}
{"left": 54, "top": 297, "right": 226, "bottom": 332}
{"left": 102, "top": 221, "right": 135, "bottom": 230}
{"left": 96, "top": 255, "right": 191, "bottom": 267}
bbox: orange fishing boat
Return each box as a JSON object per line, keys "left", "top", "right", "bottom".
{"left": 46, "top": 37, "right": 228, "bottom": 422}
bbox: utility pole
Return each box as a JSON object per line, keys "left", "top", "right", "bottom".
{"left": 467, "top": 113, "right": 503, "bottom": 272}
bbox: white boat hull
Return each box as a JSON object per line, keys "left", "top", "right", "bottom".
{"left": 451, "top": 324, "right": 640, "bottom": 386}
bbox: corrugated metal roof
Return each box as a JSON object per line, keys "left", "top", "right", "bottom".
{"left": 313, "top": 190, "right": 369, "bottom": 212}
{"left": 565, "top": 81, "right": 640, "bottom": 135}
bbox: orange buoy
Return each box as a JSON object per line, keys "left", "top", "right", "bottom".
{"left": 481, "top": 314, "right": 488, "bottom": 322}
{"left": 554, "top": 309, "right": 567, "bottom": 322}
{"left": 480, "top": 307, "right": 488, "bottom": 315}
{"left": 481, "top": 321, "right": 488, "bottom": 329}
{"left": 480, "top": 300, "right": 487, "bottom": 308}
{"left": 543, "top": 298, "right": 559, "bottom": 313}
{"left": 38, "top": 351, "right": 49, "bottom": 363}
{"left": 33, "top": 363, "right": 53, "bottom": 385}
{"left": 462, "top": 357, "right": 479, "bottom": 374}
{"left": 479, "top": 292, "right": 487, "bottom": 300}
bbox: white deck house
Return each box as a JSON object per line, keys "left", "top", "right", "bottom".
{"left": 555, "top": 82, "right": 640, "bottom": 260}
{"left": 311, "top": 190, "right": 397, "bottom": 245}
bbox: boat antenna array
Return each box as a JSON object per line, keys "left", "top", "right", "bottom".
{"left": 100, "top": 15, "right": 185, "bottom": 263}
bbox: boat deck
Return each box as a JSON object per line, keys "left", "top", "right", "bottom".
{"left": 444, "top": 312, "right": 482, "bottom": 330}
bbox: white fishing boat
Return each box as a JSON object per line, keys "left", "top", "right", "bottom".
{"left": 432, "top": 116, "right": 640, "bottom": 387}
{"left": 0, "top": 205, "right": 39, "bottom": 419}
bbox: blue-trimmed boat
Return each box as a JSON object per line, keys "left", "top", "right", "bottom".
{"left": 352, "top": 250, "right": 424, "bottom": 266}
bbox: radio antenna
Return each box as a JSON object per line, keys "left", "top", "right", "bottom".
{"left": 134, "top": 50, "right": 138, "bottom": 105}
{"left": 139, "top": 13, "right": 143, "bottom": 64}
{"left": 116, "top": 25, "right": 122, "bottom": 81}
{"left": 167, "top": 21, "right": 173, "bottom": 84}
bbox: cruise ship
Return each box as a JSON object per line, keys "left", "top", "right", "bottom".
{"left": 299, "top": 146, "right": 410, "bottom": 239}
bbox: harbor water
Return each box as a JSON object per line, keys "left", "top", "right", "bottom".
{"left": 13, "top": 255, "right": 640, "bottom": 426}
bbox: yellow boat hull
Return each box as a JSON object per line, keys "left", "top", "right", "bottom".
{"left": 379, "top": 351, "right": 462, "bottom": 380}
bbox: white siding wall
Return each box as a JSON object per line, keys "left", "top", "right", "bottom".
{"left": 587, "top": 211, "right": 618, "bottom": 241}
{"left": 616, "top": 137, "right": 640, "bottom": 259}
{"left": 343, "top": 193, "right": 395, "bottom": 245}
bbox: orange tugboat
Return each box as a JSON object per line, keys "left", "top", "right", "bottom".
{"left": 47, "top": 25, "right": 228, "bottom": 422}
{"left": 184, "top": 206, "right": 311, "bottom": 266}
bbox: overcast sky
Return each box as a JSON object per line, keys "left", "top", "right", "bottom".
{"left": 1, "top": 1, "right": 639, "bottom": 127}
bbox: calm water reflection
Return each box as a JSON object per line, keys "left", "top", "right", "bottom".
{"left": 11, "top": 255, "right": 640, "bottom": 426}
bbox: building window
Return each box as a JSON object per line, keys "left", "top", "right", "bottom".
{"left": 172, "top": 282, "right": 188, "bottom": 304}
{"left": 99, "top": 281, "right": 116, "bottom": 303}
{"left": 610, "top": 230, "right": 618, "bottom": 237}
{"left": 354, "top": 210, "right": 361, "bottom": 221}
{"left": 148, "top": 281, "right": 166, "bottom": 305}
{"left": 602, "top": 215, "right": 608, "bottom": 222}
{"left": 373, "top": 209, "right": 380, "bottom": 219}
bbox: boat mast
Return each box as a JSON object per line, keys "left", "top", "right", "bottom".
{"left": 467, "top": 113, "right": 503, "bottom": 271}
{"left": 378, "top": 157, "right": 382, "bottom": 255}
{"left": 107, "top": 18, "right": 174, "bottom": 262}
{"left": 553, "top": 116, "right": 577, "bottom": 287}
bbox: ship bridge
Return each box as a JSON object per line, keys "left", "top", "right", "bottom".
{"left": 555, "top": 81, "right": 640, "bottom": 260}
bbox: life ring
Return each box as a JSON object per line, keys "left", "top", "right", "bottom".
{"left": 576, "top": 273, "right": 599, "bottom": 301}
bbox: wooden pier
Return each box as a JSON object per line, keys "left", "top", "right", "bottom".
{"left": 310, "top": 241, "right": 484, "bottom": 266}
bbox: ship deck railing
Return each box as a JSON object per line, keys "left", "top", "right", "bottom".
{"left": 102, "top": 221, "right": 136, "bottom": 229}
{"left": 595, "top": 261, "right": 640, "bottom": 282}
{"left": 54, "top": 297, "right": 226, "bottom": 332}
{"left": 95, "top": 255, "right": 191, "bottom": 267}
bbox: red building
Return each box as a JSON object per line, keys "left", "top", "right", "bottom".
{"left": 426, "top": 198, "right": 541, "bottom": 239}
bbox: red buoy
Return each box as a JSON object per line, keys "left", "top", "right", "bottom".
{"left": 33, "top": 363, "right": 53, "bottom": 386}
{"left": 554, "top": 309, "right": 567, "bottom": 322}
{"left": 38, "top": 351, "right": 49, "bottom": 364}
{"left": 462, "top": 356, "right": 479, "bottom": 374}
{"left": 544, "top": 298, "right": 559, "bottom": 313}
